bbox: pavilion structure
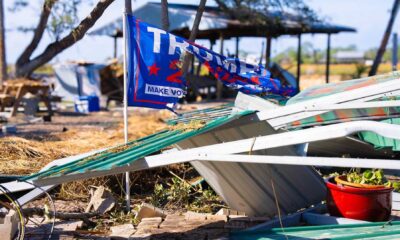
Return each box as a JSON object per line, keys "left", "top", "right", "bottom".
{"left": 90, "top": 2, "right": 356, "bottom": 92}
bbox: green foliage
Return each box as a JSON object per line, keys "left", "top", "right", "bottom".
{"left": 151, "top": 183, "right": 168, "bottom": 207}
{"left": 9, "top": 0, "right": 93, "bottom": 40}
{"left": 108, "top": 210, "right": 136, "bottom": 225}
{"left": 150, "top": 176, "right": 223, "bottom": 213}
{"left": 48, "top": 0, "right": 81, "bottom": 40}
{"left": 352, "top": 63, "right": 369, "bottom": 78}
{"left": 273, "top": 42, "right": 326, "bottom": 65}
{"left": 215, "top": 0, "right": 321, "bottom": 26}
{"left": 93, "top": 210, "right": 137, "bottom": 230}
{"left": 345, "top": 169, "right": 400, "bottom": 192}
{"left": 190, "top": 187, "right": 221, "bottom": 213}
{"left": 346, "top": 169, "right": 386, "bottom": 185}
{"left": 167, "top": 177, "right": 192, "bottom": 207}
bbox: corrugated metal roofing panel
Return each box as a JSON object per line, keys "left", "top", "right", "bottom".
{"left": 21, "top": 109, "right": 254, "bottom": 182}
{"left": 359, "top": 118, "right": 400, "bottom": 151}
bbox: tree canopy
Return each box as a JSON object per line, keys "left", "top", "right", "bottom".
{"left": 214, "top": 0, "right": 320, "bottom": 26}
{"left": 8, "top": 0, "right": 114, "bottom": 78}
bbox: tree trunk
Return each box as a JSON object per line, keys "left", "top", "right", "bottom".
{"left": 0, "top": 0, "right": 7, "bottom": 83}
{"left": 15, "top": 0, "right": 115, "bottom": 78}
{"left": 16, "top": 0, "right": 57, "bottom": 70}
{"left": 181, "top": 0, "right": 207, "bottom": 75}
{"left": 369, "top": 0, "right": 400, "bottom": 76}
{"left": 161, "top": 0, "right": 170, "bottom": 31}
{"left": 181, "top": 0, "right": 207, "bottom": 99}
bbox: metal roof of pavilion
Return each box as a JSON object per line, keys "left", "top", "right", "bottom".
{"left": 90, "top": 2, "right": 356, "bottom": 39}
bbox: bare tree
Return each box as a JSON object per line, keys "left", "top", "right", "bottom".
{"left": 13, "top": 0, "right": 115, "bottom": 78}
{"left": 369, "top": 0, "right": 400, "bottom": 76}
{"left": 0, "top": 0, "right": 7, "bottom": 83}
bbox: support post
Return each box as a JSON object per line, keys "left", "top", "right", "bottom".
{"left": 123, "top": 0, "right": 132, "bottom": 212}
{"left": 265, "top": 36, "right": 272, "bottom": 68}
{"left": 0, "top": 0, "right": 6, "bottom": 84}
{"left": 216, "top": 33, "right": 224, "bottom": 100}
{"left": 210, "top": 39, "right": 215, "bottom": 51}
{"left": 113, "top": 36, "right": 118, "bottom": 58}
{"left": 296, "top": 34, "right": 302, "bottom": 90}
{"left": 325, "top": 33, "right": 331, "bottom": 84}
{"left": 235, "top": 37, "right": 240, "bottom": 58}
{"left": 393, "top": 33, "right": 398, "bottom": 71}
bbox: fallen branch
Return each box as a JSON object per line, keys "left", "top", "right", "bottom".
{"left": 22, "top": 208, "right": 99, "bottom": 225}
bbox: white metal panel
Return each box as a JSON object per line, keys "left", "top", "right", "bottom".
{"left": 176, "top": 114, "right": 326, "bottom": 217}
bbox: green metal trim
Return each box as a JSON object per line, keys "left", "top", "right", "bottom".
{"left": 232, "top": 221, "right": 400, "bottom": 240}
{"left": 358, "top": 118, "right": 400, "bottom": 151}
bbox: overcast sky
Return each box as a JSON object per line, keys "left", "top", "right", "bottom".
{"left": 3, "top": 0, "right": 399, "bottom": 64}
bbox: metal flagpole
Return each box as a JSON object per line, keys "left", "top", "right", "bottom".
{"left": 123, "top": 0, "right": 132, "bottom": 212}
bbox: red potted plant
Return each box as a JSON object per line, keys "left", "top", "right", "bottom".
{"left": 325, "top": 169, "right": 398, "bottom": 222}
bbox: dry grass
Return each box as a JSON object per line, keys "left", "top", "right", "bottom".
{"left": 169, "top": 120, "right": 207, "bottom": 132}
{"left": 0, "top": 111, "right": 170, "bottom": 175}
{"left": 0, "top": 137, "right": 67, "bottom": 175}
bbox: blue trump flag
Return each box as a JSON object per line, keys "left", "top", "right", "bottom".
{"left": 126, "top": 15, "right": 294, "bottom": 110}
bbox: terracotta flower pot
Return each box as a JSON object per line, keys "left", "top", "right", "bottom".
{"left": 334, "top": 175, "right": 387, "bottom": 189}
{"left": 325, "top": 176, "right": 393, "bottom": 221}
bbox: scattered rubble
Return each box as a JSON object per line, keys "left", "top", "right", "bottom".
{"left": 86, "top": 186, "right": 116, "bottom": 214}
{"left": 0, "top": 210, "right": 19, "bottom": 240}
{"left": 135, "top": 203, "right": 166, "bottom": 221}
{"left": 110, "top": 224, "right": 136, "bottom": 239}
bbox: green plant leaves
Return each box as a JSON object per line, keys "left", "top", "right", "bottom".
{"left": 345, "top": 169, "right": 400, "bottom": 190}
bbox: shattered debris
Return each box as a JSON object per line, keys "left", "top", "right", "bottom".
{"left": 110, "top": 224, "right": 136, "bottom": 239}
{"left": 0, "top": 210, "right": 19, "bottom": 240}
{"left": 135, "top": 203, "right": 166, "bottom": 221}
{"left": 86, "top": 186, "right": 116, "bottom": 214}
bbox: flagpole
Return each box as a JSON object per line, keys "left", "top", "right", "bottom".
{"left": 123, "top": 0, "right": 131, "bottom": 212}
